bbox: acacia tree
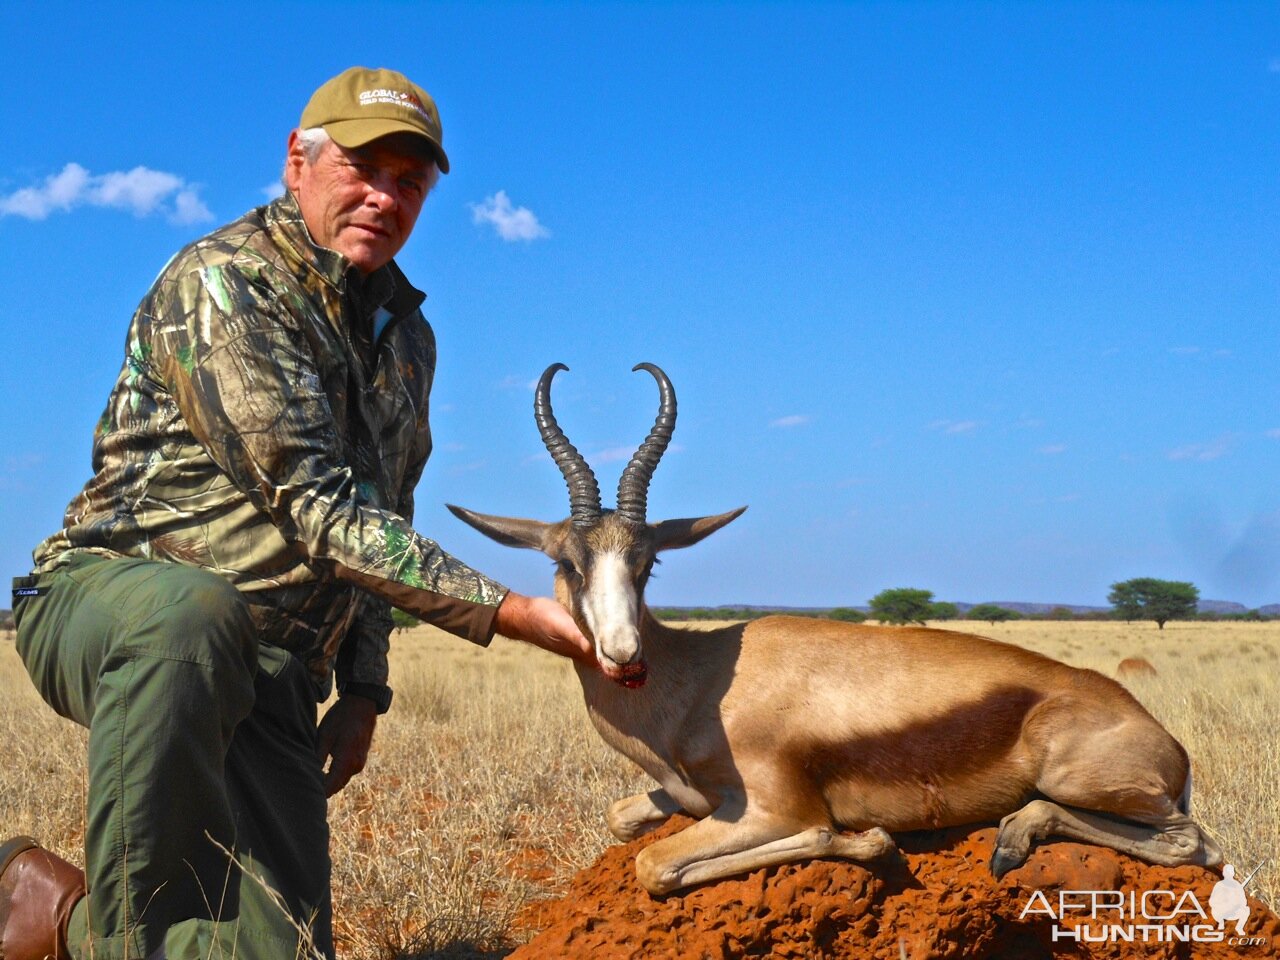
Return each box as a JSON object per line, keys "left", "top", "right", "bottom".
{"left": 929, "top": 601, "right": 959, "bottom": 621}
{"left": 1107, "top": 578, "right": 1199, "bottom": 630}
{"left": 391, "top": 608, "right": 421, "bottom": 633}
{"left": 967, "top": 603, "right": 1020, "bottom": 625}
{"left": 869, "top": 588, "right": 934, "bottom": 625}
{"left": 829, "top": 607, "right": 866, "bottom": 622}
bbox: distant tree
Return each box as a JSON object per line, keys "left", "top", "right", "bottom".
{"left": 929, "top": 601, "right": 959, "bottom": 621}
{"left": 1107, "top": 578, "right": 1199, "bottom": 630}
{"left": 828, "top": 607, "right": 866, "bottom": 623}
{"left": 869, "top": 588, "right": 934, "bottom": 626}
{"left": 967, "top": 604, "right": 1020, "bottom": 624}
{"left": 392, "top": 608, "right": 421, "bottom": 633}
{"left": 1108, "top": 581, "right": 1144, "bottom": 622}
{"left": 1048, "top": 606, "right": 1075, "bottom": 621}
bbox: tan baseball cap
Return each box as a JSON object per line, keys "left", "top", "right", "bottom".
{"left": 300, "top": 66, "right": 450, "bottom": 173}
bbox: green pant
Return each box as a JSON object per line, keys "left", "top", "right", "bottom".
{"left": 12, "top": 554, "right": 334, "bottom": 959}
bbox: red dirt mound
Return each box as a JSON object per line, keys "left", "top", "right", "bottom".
{"left": 511, "top": 817, "right": 1278, "bottom": 959}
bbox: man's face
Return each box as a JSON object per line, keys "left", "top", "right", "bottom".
{"left": 285, "top": 130, "right": 436, "bottom": 274}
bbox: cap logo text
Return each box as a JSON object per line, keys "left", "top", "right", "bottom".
{"left": 357, "top": 89, "right": 432, "bottom": 124}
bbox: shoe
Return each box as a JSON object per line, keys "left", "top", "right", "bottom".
{"left": 0, "top": 836, "right": 86, "bottom": 960}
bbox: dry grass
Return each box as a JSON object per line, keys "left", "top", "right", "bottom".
{"left": 324, "top": 632, "right": 646, "bottom": 957}
{"left": 2, "top": 619, "right": 1276, "bottom": 958}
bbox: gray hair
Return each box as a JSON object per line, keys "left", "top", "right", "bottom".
{"left": 297, "top": 126, "right": 332, "bottom": 164}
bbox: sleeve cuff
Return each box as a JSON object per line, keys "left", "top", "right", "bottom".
{"left": 337, "top": 681, "right": 394, "bottom": 714}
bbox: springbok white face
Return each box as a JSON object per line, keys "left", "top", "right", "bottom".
{"left": 448, "top": 363, "right": 745, "bottom": 686}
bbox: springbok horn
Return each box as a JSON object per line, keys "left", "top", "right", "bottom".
{"left": 534, "top": 363, "right": 602, "bottom": 526}
{"left": 616, "top": 363, "right": 676, "bottom": 524}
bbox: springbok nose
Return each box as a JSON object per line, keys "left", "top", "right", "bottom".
{"left": 599, "top": 632, "right": 641, "bottom": 667}
{"left": 596, "top": 632, "right": 648, "bottom": 689}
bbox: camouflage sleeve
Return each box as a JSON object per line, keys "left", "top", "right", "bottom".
{"left": 338, "top": 596, "right": 393, "bottom": 688}
{"left": 338, "top": 401, "right": 432, "bottom": 688}
{"left": 150, "top": 262, "right": 508, "bottom": 646}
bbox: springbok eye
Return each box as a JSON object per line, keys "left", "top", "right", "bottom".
{"left": 558, "top": 559, "right": 579, "bottom": 578}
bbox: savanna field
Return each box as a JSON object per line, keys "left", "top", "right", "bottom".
{"left": 2, "top": 619, "right": 1276, "bottom": 958}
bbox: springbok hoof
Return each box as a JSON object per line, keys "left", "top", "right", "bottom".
{"left": 989, "top": 846, "right": 1024, "bottom": 879}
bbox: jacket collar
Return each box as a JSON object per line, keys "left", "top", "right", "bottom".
{"left": 264, "top": 192, "right": 426, "bottom": 319}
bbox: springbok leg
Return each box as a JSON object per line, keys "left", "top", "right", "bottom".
{"left": 607, "top": 789, "right": 682, "bottom": 841}
{"left": 991, "top": 798, "right": 1222, "bottom": 877}
{"left": 635, "top": 809, "right": 897, "bottom": 895}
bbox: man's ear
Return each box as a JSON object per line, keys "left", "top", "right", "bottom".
{"left": 284, "top": 129, "right": 306, "bottom": 194}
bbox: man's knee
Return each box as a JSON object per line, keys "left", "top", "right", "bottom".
{"left": 130, "top": 565, "right": 257, "bottom": 677}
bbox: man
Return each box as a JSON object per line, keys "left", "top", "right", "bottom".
{"left": 3, "top": 66, "right": 590, "bottom": 960}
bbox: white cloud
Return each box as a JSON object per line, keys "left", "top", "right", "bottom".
{"left": 1269, "top": 57, "right": 1280, "bottom": 73}
{"left": 1039, "top": 443, "right": 1067, "bottom": 455}
{"left": 770, "top": 414, "right": 810, "bottom": 428}
{"left": 470, "top": 190, "right": 549, "bottom": 242}
{"left": 497, "top": 374, "right": 540, "bottom": 391}
{"left": 593, "top": 443, "right": 684, "bottom": 463}
{"left": 1168, "top": 346, "right": 1200, "bottom": 356}
{"left": 0, "top": 162, "right": 214, "bottom": 224}
{"left": 1168, "top": 435, "right": 1233, "bottom": 462}
{"left": 1265, "top": 429, "right": 1280, "bottom": 439}
{"left": 928, "top": 419, "right": 979, "bottom": 435}
{"left": 261, "top": 181, "right": 286, "bottom": 202}
{"left": 92, "top": 167, "right": 182, "bottom": 213}
{"left": 172, "top": 189, "right": 214, "bottom": 225}
{"left": 0, "top": 163, "right": 89, "bottom": 218}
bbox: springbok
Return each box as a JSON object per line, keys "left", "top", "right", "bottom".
{"left": 449, "top": 363, "right": 1222, "bottom": 895}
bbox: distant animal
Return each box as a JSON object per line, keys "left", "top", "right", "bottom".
{"left": 449, "top": 363, "right": 1222, "bottom": 895}
{"left": 1117, "top": 657, "right": 1159, "bottom": 679}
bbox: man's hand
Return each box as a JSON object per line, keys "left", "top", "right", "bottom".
{"left": 494, "top": 592, "right": 594, "bottom": 663}
{"left": 316, "top": 694, "right": 378, "bottom": 797}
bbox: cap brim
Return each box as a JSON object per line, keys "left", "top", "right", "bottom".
{"left": 323, "top": 117, "right": 450, "bottom": 173}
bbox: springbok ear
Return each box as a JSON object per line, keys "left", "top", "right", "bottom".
{"left": 446, "top": 504, "right": 552, "bottom": 551}
{"left": 651, "top": 507, "right": 747, "bottom": 552}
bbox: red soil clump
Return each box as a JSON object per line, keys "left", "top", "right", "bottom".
{"left": 511, "top": 817, "right": 1278, "bottom": 959}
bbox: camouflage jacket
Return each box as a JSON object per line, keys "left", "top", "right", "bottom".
{"left": 33, "top": 192, "right": 507, "bottom": 696}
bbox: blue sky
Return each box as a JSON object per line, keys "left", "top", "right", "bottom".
{"left": 2, "top": 2, "right": 1278, "bottom": 609}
